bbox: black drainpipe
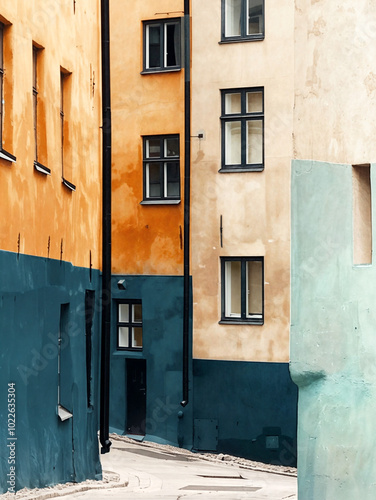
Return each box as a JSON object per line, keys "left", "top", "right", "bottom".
{"left": 100, "top": 0, "right": 112, "bottom": 454}
{"left": 181, "top": 0, "right": 191, "bottom": 408}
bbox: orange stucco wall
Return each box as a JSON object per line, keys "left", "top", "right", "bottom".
{"left": 111, "top": 1, "right": 185, "bottom": 276}
{"left": 0, "top": 1, "right": 102, "bottom": 269}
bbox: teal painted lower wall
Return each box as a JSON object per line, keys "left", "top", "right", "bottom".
{"left": 110, "top": 275, "right": 193, "bottom": 450}
{"left": 0, "top": 250, "right": 102, "bottom": 493}
{"left": 193, "top": 359, "right": 297, "bottom": 465}
{"left": 109, "top": 275, "right": 297, "bottom": 465}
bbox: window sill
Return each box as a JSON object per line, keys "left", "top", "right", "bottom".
{"left": 34, "top": 161, "right": 51, "bottom": 175}
{"left": 114, "top": 349, "right": 144, "bottom": 357}
{"left": 219, "top": 36, "right": 264, "bottom": 44}
{"left": 218, "top": 166, "right": 264, "bottom": 173}
{"left": 141, "top": 68, "right": 181, "bottom": 75}
{"left": 140, "top": 200, "right": 181, "bottom": 205}
{"left": 62, "top": 178, "right": 76, "bottom": 191}
{"left": 0, "top": 149, "right": 16, "bottom": 163}
{"left": 219, "top": 319, "right": 264, "bottom": 326}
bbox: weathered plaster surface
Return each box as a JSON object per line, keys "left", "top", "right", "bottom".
{"left": 294, "top": 0, "right": 376, "bottom": 164}
{"left": 191, "top": 0, "right": 294, "bottom": 362}
{"left": 0, "top": 1, "right": 102, "bottom": 269}
{"left": 111, "top": 1, "right": 185, "bottom": 276}
{"left": 291, "top": 160, "right": 376, "bottom": 499}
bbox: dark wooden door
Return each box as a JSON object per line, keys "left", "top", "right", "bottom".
{"left": 126, "top": 359, "right": 146, "bottom": 435}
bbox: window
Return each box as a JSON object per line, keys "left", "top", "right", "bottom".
{"left": 117, "top": 301, "right": 143, "bottom": 350}
{"left": 57, "top": 303, "right": 73, "bottom": 421}
{"left": 221, "top": 0, "right": 264, "bottom": 42}
{"left": 353, "top": 164, "right": 372, "bottom": 265}
{"left": 33, "top": 45, "right": 49, "bottom": 175}
{"left": 143, "top": 18, "right": 181, "bottom": 72}
{"left": 0, "top": 23, "right": 4, "bottom": 150}
{"left": 220, "top": 87, "right": 264, "bottom": 172}
{"left": 0, "top": 22, "right": 15, "bottom": 164}
{"left": 85, "top": 290, "right": 95, "bottom": 408}
{"left": 221, "top": 257, "right": 264, "bottom": 324}
{"left": 60, "top": 69, "right": 75, "bottom": 190}
{"left": 142, "top": 135, "right": 180, "bottom": 203}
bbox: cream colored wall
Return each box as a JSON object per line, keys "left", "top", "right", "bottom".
{"left": 110, "top": 0, "right": 185, "bottom": 276}
{"left": 0, "top": 0, "right": 102, "bottom": 269}
{"left": 294, "top": 0, "right": 376, "bottom": 163}
{"left": 191, "top": 0, "right": 294, "bottom": 362}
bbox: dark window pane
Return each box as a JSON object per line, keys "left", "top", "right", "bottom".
{"left": 133, "top": 304, "right": 142, "bottom": 322}
{"left": 132, "top": 327, "right": 143, "bottom": 348}
{"left": 166, "top": 23, "right": 179, "bottom": 67}
{"left": 248, "top": 0, "right": 263, "bottom": 34}
{"left": 148, "top": 25, "right": 161, "bottom": 68}
{"left": 148, "top": 163, "right": 161, "bottom": 198}
{"left": 166, "top": 163, "right": 180, "bottom": 197}
{"left": 165, "top": 137, "right": 179, "bottom": 157}
{"left": 146, "top": 139, "right": 161, "bottom": 158}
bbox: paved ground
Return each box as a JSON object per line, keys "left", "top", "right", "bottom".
{"left": 3, "top": 436, "right": 297, "bottom": 500}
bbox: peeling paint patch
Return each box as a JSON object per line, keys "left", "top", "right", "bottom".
{"left": 309, "top": 17, "right": 326, "bottom": 36}
{"left": 364, "top": 72, "right": 376, "bottom": 97}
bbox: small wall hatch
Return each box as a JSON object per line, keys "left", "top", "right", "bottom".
{"left": 193, "top": 419, "right": 218, "bottom": 451}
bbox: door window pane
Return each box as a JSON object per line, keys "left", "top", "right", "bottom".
{"left": 246, "top": 260, "right": 263, "bottom": 317}
{"left": 246, "top": 120, "right": 262, "bottom": 164}
{"left": 225, "top": 121, "right": 241, "bottom": 165}
{"left": 119, "top": 327, "right": 129, "bottom": 348}
{"left": 225, "top": 0, "right": 242, "bottom": 37}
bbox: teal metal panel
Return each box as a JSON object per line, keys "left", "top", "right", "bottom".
{"left": 0, "top": 250, "right": 102, "bottom": 493}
